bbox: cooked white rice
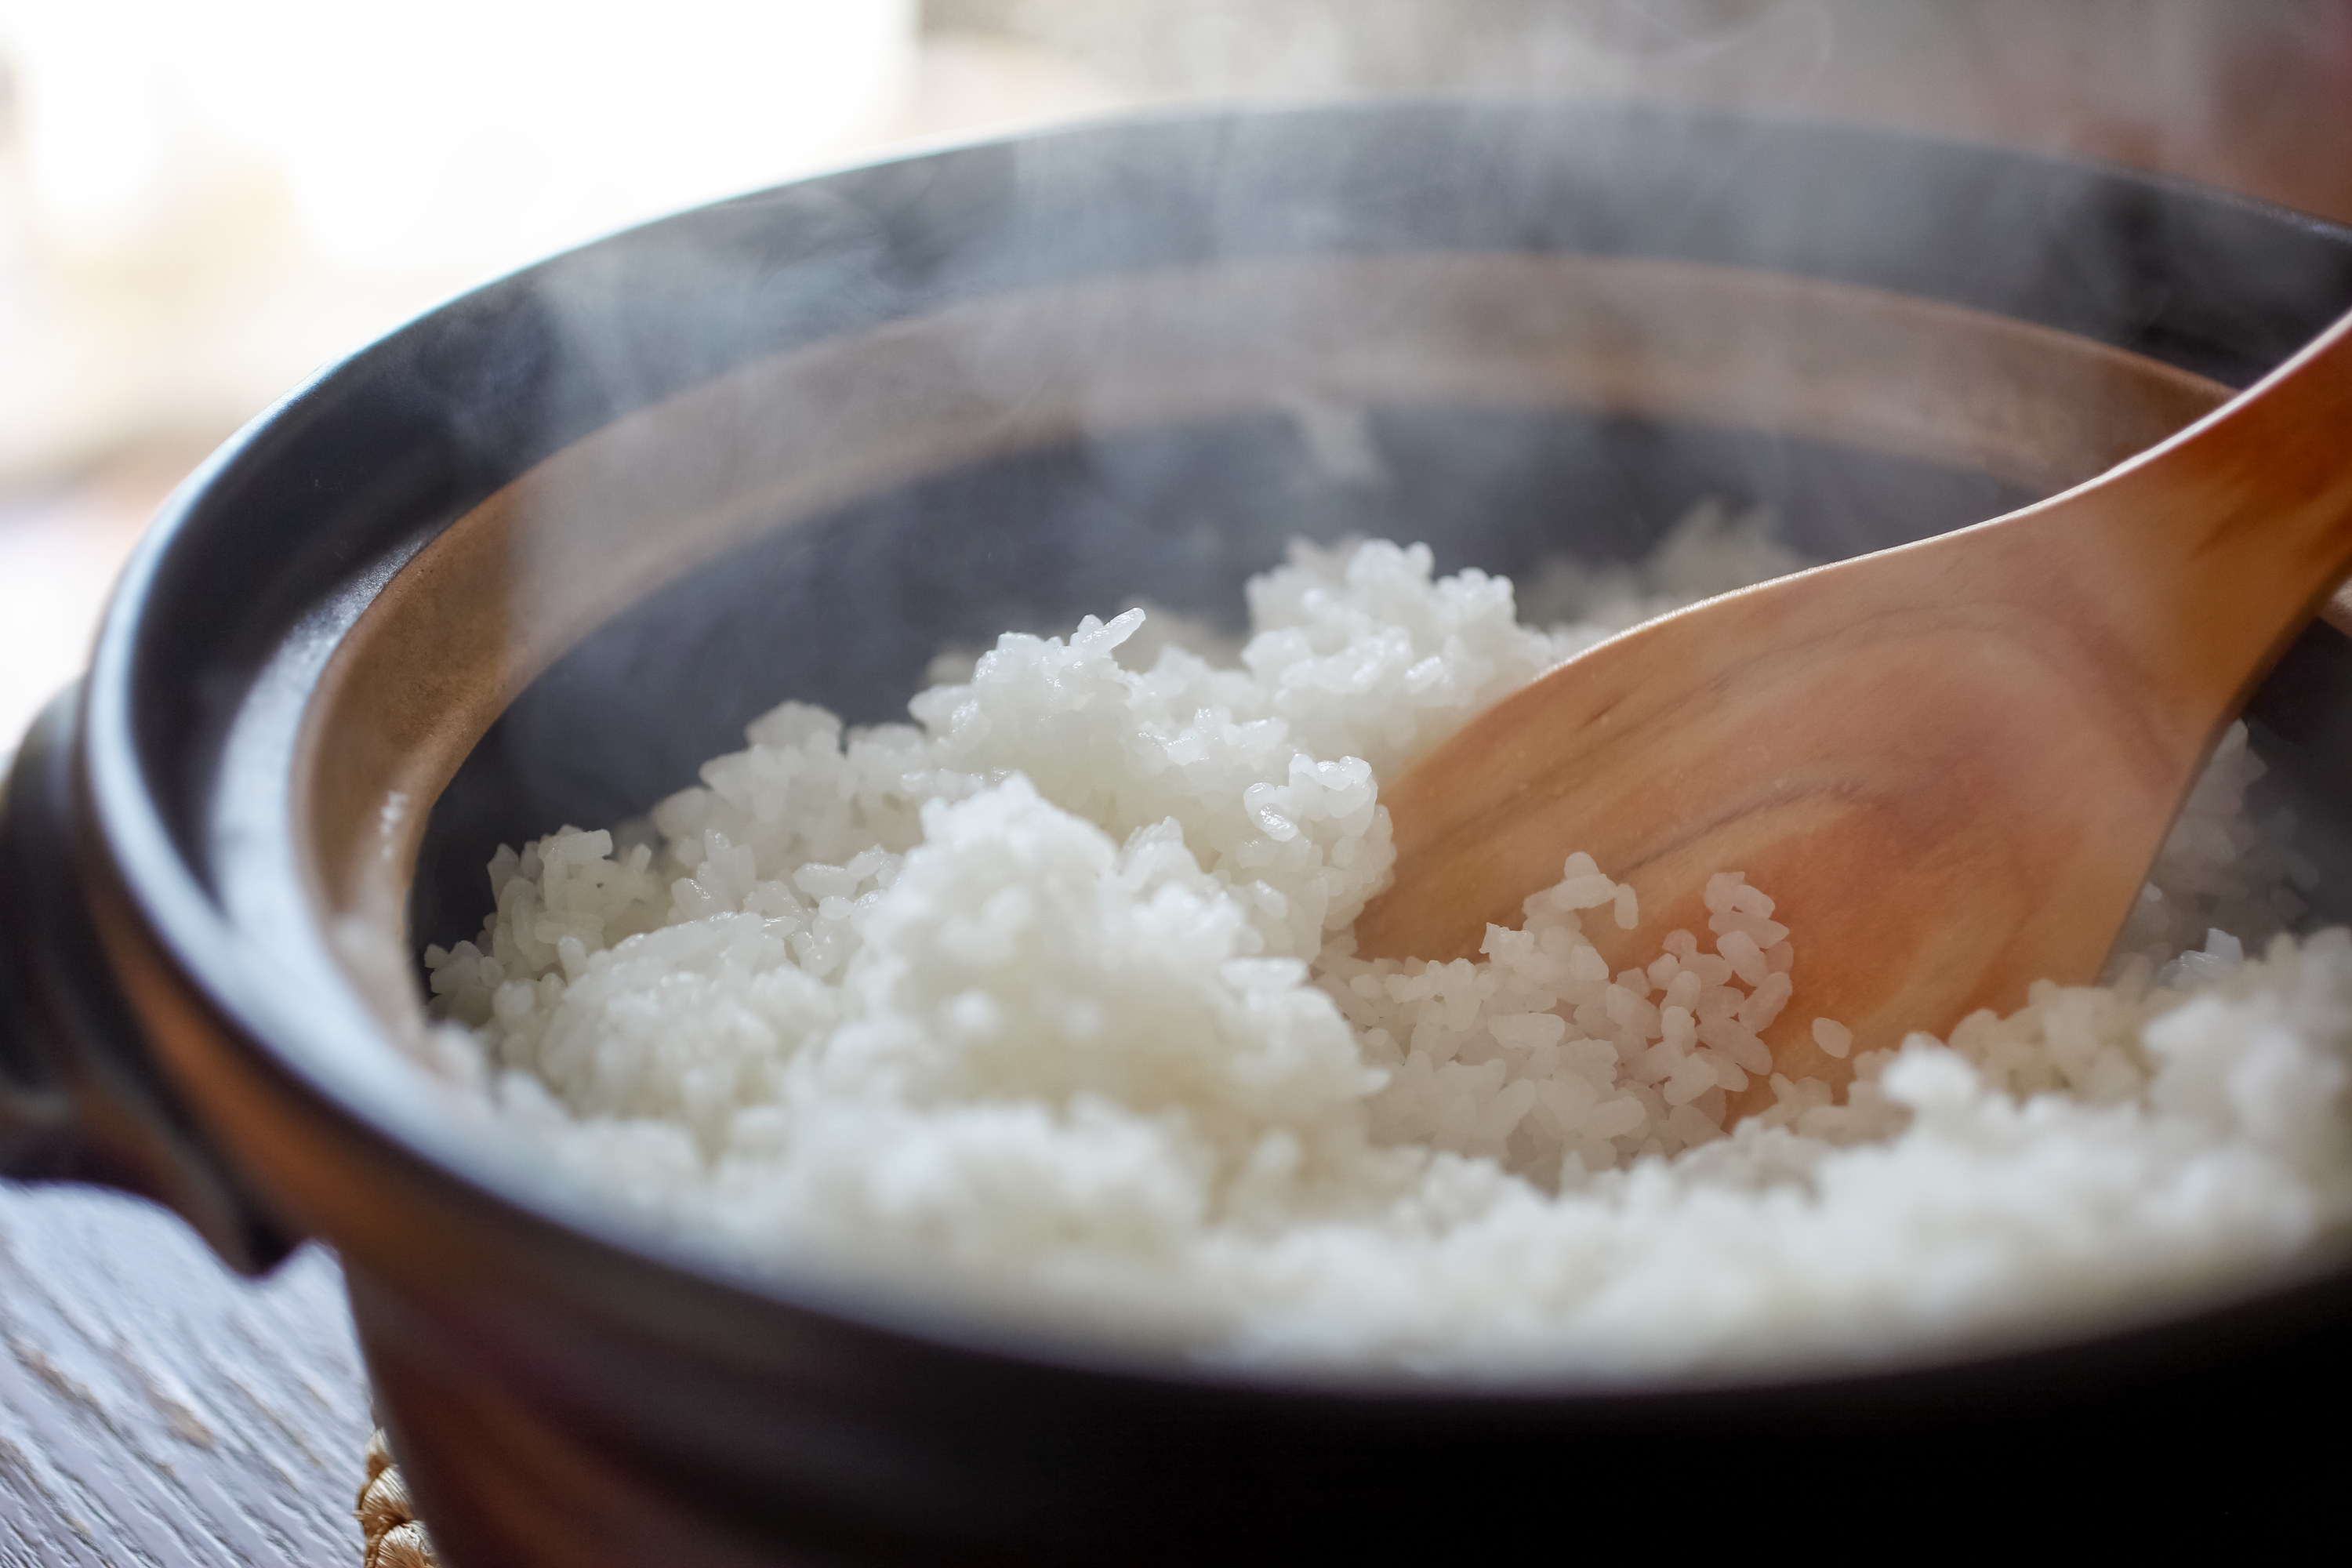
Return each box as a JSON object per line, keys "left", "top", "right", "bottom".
{"left": 422, "top": 508, "right": 2352, "bottom": 1379}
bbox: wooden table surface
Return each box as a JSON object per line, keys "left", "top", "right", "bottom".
{"left": 0, "top": 1181, "right": 368, "bottom": 1566}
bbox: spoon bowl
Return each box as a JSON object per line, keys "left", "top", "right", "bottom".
{"left": 1357, "top": 308, "right": 2352, "bottom": 1101}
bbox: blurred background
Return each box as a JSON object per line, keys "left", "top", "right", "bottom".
{"left": 3, "top": 0, "right": 2350, "bottom": 750}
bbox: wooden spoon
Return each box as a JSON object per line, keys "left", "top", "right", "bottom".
{"left": 1353, "top": 307, "right": 2352, "bottom": 1111}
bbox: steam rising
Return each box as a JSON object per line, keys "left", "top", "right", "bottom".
{"left": 401, "top": 20, "right": 2352, "bottom": 968}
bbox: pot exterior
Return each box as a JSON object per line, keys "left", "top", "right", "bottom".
{"left": 349, "top": 1250, "right": 2352, "bottom": 1564}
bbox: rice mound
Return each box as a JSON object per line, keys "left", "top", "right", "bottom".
{"left": 423, "top": 517, "right": 2352, "bottom": 1378}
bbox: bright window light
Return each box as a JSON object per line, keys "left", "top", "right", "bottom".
{"left": 2, "top": 0, "right": 914, "bottom": 270}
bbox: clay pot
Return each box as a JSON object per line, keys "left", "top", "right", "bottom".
{"left": 5, "top": 105, "right": 2350, "bottom": 1561}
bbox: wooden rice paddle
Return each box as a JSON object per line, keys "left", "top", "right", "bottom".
{"left": 1354, "top": 307, "right": 2352, "bottom": 1113}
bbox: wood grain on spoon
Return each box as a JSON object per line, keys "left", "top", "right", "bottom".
{"left": 1355, "top": 307, "right": 2352, "bottom": 1114}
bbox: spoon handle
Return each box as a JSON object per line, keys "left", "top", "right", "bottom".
{"left": 1984, "top": 307, "right": 2352, "bottom": 753}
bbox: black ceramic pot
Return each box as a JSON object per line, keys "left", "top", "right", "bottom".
{"left": 6, "top": 105, "right": 2352, "bottom": 1563}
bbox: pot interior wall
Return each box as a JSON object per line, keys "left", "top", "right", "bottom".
{"left": 278, "top": 245, "right": 2244, "bottom": 1004}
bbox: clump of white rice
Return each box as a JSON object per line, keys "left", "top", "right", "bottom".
{"left": 422, "top": 512, "right": 2352, "bottom": 1379}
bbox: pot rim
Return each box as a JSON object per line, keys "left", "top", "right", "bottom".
{"left": 71, "top": 99, "right": 2352, "bottom": 1401}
